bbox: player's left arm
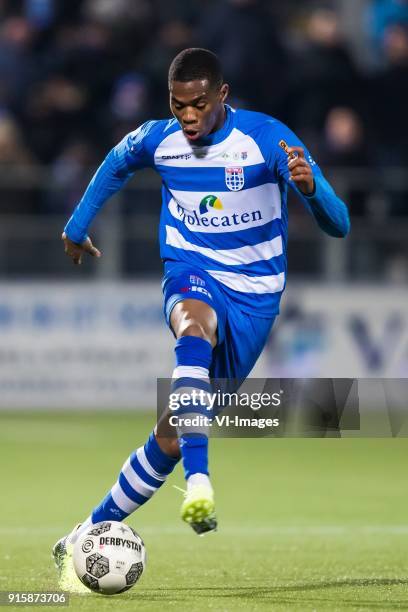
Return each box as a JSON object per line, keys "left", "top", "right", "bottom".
{"left": 265, "top": 121, "right": 350, "bottom": 238}
{"left": 285, "top": 144, "right": 350, "bottom": 238}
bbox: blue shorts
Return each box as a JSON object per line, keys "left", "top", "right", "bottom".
{"left": 162, "top": 261, "right": 275, "bottom": 381}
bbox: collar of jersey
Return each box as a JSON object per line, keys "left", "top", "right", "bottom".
{"left": 191, "top": 104, "right": 234, "bottom": 148}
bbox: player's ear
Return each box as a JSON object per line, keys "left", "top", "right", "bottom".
{"left": 219, "top": 83, "right": 229, "bottom": 103}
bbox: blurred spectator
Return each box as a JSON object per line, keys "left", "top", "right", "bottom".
{"left": 196, "top": 0, "right": 287, "bottom": 114}
{"left": 0, "top": 17, "right": 36, "bottom": 107}
{"left": 287, "top": 8, "right": 363, "bottom": 134}
{"left": 82, "top": 0, "right": 152, "bottom": 27}
{"left": 24, "top": 0, "right": 55, "bottom": 29}
{"left": 0, "top": 112, "right": 39, "bottom": 213}
{"left": 316, "top": 107, "right": 372, "bottom": 216}
{"left": 0, "top": 112, "right": 33, "bottom": 164}
{"left": 141, "top": 19, "right": 194, "bottom": 117}
{"left": 383, "top": 19, "right": 408, "bottom": 63}
{"left": 368, "top": 23, "right": 408, "bottom": 165}
{"left": 48, "top": 21, "right": 113, "bottom": 83}
{"left": 368, "top": 0, "right": 408, "bottom": 47}
{"left": 0, "top": 0, "right": 405, "bottom": 227}
{"left": 110, "top": 73, "right": 148, "bottom": 123}
{"left": 368, "top": 22, "right": 408, "bottom": 213}
{"left": 23, "top": 75, "right": 89, "bottom": 162}
{"left": 46, "top": 139, "right": 96, "bottom": 213}
{"left": 82, "top": 0, "right": 154, "bottom": 58}
{"left": 108, "top": 72, "right": 149, "bottom": 143}
{"left": 319, "top": 107, "right": 368, "bottom": 165}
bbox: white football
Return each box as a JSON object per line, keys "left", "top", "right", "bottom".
{"left": 73, "top": 521, "right": 146, "bottom": 595}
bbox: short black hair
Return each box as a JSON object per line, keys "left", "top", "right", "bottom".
{"left": 168, "top": 48, "right": 223, "bottom": 89}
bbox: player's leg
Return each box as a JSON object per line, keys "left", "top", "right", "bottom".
{"left": 69, "top": 299, "right": 217, "bottom": 538}
{"left": 166, "top": 298, "right": 219, "bottom": 533}
{"left": 60, "top": 431, "right": 180, "bottom": 544}
{"left": 210, "top": 307, "right": 276, "bottom": 382}
{"left": 52, "top": 269, "right": 223, "bottom": 589}
{"left": 168, "top": 291, "right": 276, "bottom": 536}
{"left": 75, "top": 298, "right": 217, "bottom": 537}
{"left": 159, "top": 263, "right": 228, "bottom": 534}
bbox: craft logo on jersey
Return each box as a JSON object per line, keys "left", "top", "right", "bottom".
{"left": 161, "top": 153, "right": 192, "bottom": 160}
{"left": 225, "top": 166, "right": 245, "bottom": 192}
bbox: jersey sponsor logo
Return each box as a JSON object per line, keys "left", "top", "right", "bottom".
{"left": 175, "top": 202, "right": 262, "bottom": 229}
{"left": 191, "top": 286, "right": 212, "bottom": 299}
{"left": 225, "top": 166, "right": 245, "bottom": 191}
{"left": 180, "top": 284, "right": 212, "bottom": 299}
{"left": 189, "top": 275, "right": 205, "bottom": 287}
{"left": 199, "top": 195, "right": 223, "bottom": 215}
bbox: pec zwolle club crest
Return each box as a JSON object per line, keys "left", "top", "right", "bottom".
{"left": 225, "top": 166, "right": 245, "bottom": 192}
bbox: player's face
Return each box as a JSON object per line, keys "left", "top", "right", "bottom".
{"left": 169, "top": 79, "right": 229, "bottom": 142}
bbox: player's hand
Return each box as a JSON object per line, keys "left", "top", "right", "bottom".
{"left": 61, "top": 232, "right": 101, "bottom": 265}
{"left": 287, "top": 146, "right": 315, "bottom": 195}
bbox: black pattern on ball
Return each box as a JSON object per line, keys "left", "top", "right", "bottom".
{"left": 125, "top": 562, "right": 144, "bottom": 585}
{"left": 128, "top": 526, "right": 145, "bottom": 547}
{"left": 87, "top": 522, "right": 111, "bottom": 536}
{"left": 86, "top": 552, "right": 110, "bottom": 578}
{"left": 81, "top": 573, "right": 99, "bottom": 592}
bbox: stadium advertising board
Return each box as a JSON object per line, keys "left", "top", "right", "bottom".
{"left": 0, "top": 282, "right": 406, "bottom": 408}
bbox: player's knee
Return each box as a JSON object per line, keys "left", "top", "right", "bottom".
{"left": 178, "top": 321, "right": 213, "bottom": 344}
{"left": 155, "top": 433, "right": 180, "bottom": 458}
{"left": 171, "top": 300, "right": 217, "bottom": 346}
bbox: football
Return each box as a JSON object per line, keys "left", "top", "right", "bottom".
{"left": 72, "top": 521, "right": 146, "bottom": 595}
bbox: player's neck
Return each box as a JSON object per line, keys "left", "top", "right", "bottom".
{"left": 210, "top": 105, "right": 226, "bottom": 134}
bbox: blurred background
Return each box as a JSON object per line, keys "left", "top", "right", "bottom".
{"left": 0, "top": 0, "right": 407, "bottom": 408}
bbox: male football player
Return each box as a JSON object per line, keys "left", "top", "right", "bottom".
{"left": 53, "top": 48, "right": 350, "bottom": 590}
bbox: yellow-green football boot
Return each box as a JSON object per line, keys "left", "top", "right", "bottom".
{"left": 181, "top": 485, "right": 217, "bottom": 535}
{"left": 52, "top": 525, "right": 89, "bottom": 593}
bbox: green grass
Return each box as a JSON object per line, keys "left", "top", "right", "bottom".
{"left": 1, "top": 411, "right": 408, "bottom": 611}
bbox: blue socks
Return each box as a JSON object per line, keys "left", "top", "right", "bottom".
{"left": 172, "top": 335, "right": 213, "bottom": 481}
{"left": 92, "top": 432, "right": 178, "bottom": 523}
{"left": 77, "top": 335, "right": 213, "bottom": 534}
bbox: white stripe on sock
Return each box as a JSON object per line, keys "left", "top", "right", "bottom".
{"left": 111, "top": 482, "right": 140, "bottom": 514}
{"left": 121, "top": 458, "right": 157, "bottom": 499}
{"left": 172, "top": 365, "right": 209, "bottom": 380}
{"left": 136, "top": 447, "right": 167, "bottom": 482}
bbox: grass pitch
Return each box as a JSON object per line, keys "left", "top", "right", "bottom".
{"left": 0, "top": 411, "right": 407, "bottom": 611}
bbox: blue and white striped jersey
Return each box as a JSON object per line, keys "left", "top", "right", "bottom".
{"left": 65, "top": 105, "right": 350, "bottom": 317}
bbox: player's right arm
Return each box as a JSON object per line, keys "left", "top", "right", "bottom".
{"left": 62, "top": 121, "right": 154, "bottom": 265}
